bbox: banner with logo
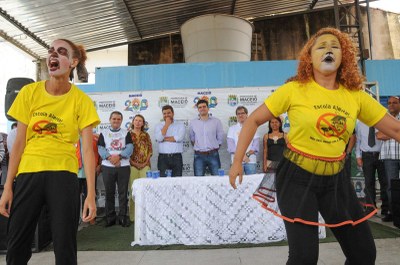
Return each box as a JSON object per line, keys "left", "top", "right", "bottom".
{"left": 89, "top": 86, "right": 290, "bottom": 176}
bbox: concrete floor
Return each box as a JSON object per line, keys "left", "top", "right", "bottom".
{"left": 1, "top": 216, "right": 399, "bottom": 265}
{"left": 0, "top": 238, "right": 399, "bottom": 265}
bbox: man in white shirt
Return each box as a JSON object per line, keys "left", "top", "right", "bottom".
{"left": 98, "top": 111, "right": 133, "bottom": 227}
{"left": 377, "top": 96, "right": 400, "bottom": 222}
{"left": 355, "top": 120, "right": 388, "bottom": 217}
{"left": 227, "top": 106, "right": 259, "bottom": 175}
{"left": 154, "top": 105, "right": 186, "bottom": 177}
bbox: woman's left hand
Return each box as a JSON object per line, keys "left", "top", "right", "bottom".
{"left": 82, "top": 194, "right": 97, "bottom": 223}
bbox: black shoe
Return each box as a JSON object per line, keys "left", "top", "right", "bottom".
{"left": 119, "top": 216, "right": 130, "bottom": 227}
{"left": 105, "top": 218, "right": 116, "bottom": 227}
{"left": 382, "top": 214, "right": 393, "bottom": 222}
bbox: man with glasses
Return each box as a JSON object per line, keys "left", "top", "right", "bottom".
{"left": 227, "top": 106, "right": 260, "bottom": 175}
{"left": 189, "top": 99, "right": 224, "bottom": 176}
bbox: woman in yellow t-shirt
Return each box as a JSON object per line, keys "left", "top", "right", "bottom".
{"left": 0, "top": 39, "right": 100, "bottom": 265}
{"left": 230, "top": 27, "right": 400, "bottom": 264}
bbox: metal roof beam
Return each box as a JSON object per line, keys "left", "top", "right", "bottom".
{"left": 0, "top": 7, "right": 49, "bottom": 50}
{"left": 0, "top": 30, "right": 39, "bottom": 59}
{"left": 86, "top": 31, "right": 181, "bottom": 53}
{"left": 309, "top": 0, "right": 320, "bottom": 10}
{"left": 120, "top": 0, "right": 143, "bottom": 39}
{"left": 231, "top": 0, "right": 237, "bottom": 14}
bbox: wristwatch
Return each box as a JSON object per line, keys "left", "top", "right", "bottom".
{"left": 246, "top": 152, "right": 251, "bottom": 157}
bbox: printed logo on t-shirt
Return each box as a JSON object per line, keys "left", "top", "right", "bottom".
{"left": 32, "top": 120, "right": 58, "bottom": 134}
{"left": 316, "top": 113, "right": 347, "bottom": 138}
{"left": 31, "top": 112, "right": 64, "bottom": 139}
{"left": 110, "top": 139, "right": 123, "bottom": 151}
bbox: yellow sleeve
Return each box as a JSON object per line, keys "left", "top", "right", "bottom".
{"left": 7, "top": 83, "right": 33, "bottom": 125}
{"left": 357, "top": 91, "right": 387, "bottom": 126}
{"left": 77, "top": 91, "right": 100, "bottom": 130}
{"left": 264, "top": 82, "right": 293, "bottom": 117}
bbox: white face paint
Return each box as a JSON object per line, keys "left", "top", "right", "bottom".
{"left": 311, "top": 34, "right": 342, "bottom": 75}
{"left": 46, "top": 40, "right": 74, "bottom": 77}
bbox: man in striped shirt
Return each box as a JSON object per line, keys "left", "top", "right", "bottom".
{"left": 377, "top": 96, "right": 400, "bottom": 222}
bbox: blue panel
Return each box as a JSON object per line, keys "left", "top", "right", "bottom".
{"left": 77, "top": 83, "right": 97, "bottom": 93}
{"left": 77, "top": 60, "right": 400, "bottom": 97}
{"left": 366, "top": 60, "right": 400, "bottom": 97}
{"left": 78, "top": 61, "right": 298, "bottom": 92}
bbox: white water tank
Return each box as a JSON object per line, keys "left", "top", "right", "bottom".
{"left": 180, "top": 14, "right": 254, "bottom": 63}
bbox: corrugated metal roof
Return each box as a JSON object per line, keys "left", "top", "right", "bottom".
{"left": 1, "top": 0, "right": 361, "bottom": 59}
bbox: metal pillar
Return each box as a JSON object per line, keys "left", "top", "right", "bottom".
{"left": 333, "top": 0, "right": 369, "bottom": 75}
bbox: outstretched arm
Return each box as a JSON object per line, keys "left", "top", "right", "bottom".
{"left": 374, "top": 113, "right": 400, "bottom": 143}
{"left": 229, "top": 104, "right": 274, "bottom": 189}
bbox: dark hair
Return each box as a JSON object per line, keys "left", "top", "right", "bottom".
{"left": 131, "top": 114, "right": 146, "bottom": 131}
{"left": 268, "top": 117, "right": 283, "bottom": 133}
{"left": 236, "top": 106, "right": 248, "bottom": 115}
{"left": 388, "top": 96, "right": 400, "bottom": 103}
{"left": 11, "top": 122, "right": 17, "bottom": 130}
{"left": 162, "top": 105, "right": 174, "bottom": 113}
{"left": 196, "top": 99, "right": 208, "bottom": 108}
{"left": 109, "top": 111, "right": 123, "bottom": 120}
{"left": 58, "top": 39, "right": 88, "bottom": 82}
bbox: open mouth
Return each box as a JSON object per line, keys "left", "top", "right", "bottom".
{"left": 322, "top": 54, "right": 335, "bottom": 63}
{"left": 48, "top": 58, "right": 59, "bottom": 71}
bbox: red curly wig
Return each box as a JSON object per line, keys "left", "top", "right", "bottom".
{"left": 289, "top": 27, "right": 364, "bottom": 91}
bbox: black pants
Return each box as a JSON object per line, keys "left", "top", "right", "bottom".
{"left": 7, "top": 171, "right": 79, "bottom": 265}
{"left": 362, "top": 152, "right": 388, "bottom": 213}
{"left": 157, "top": 153, "right": 183, "bottom": 177}
{"left": 101, "top": 166, "right": 130, "bottom": 221}
{"left": 276, "top": 158, "right": 376, "bottom": 264}
{"left": 344, "top": 154, "right": 351, "bottom": 178}
{"left": 284, "top": 220, "right": 376, "bottom": 264}
{"left": 78, "top": 178, "right": 87, "bottom": 213}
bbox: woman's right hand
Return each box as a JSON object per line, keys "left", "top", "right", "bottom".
{"left": 229, "top": 161, "right": 243, "bottom": 189}
{"left": 0, "top": 187, "right": 13, "bottom": 218}
{"left": 263, "top": 159, "right": 269, "bottom": 172}
{"left": 136, "top": 162, "right": 145, "bottom": 170}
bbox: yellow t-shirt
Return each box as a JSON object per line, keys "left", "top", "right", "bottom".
{"left": 265, "top": 80, "right": 387, "bottom": 159}
{"left": 8, "top": 81, "right": 100, "bottom": 175}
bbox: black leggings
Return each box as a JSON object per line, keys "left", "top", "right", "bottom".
{"left": 284, "top": 220, "right": 375, "bottom": 264}
{"left": 7, "top": 171, "right": 79, "bottom": 265}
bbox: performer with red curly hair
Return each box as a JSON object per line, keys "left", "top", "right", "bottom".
{"left": 229, "top": 27, "right": 400, "bottom": 264}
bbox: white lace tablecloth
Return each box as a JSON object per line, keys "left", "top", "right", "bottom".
{"left": 131, "top": 174, "right": 325, "bottom": 246}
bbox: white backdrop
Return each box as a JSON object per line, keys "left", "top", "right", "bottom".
{"left": 89, "top": 86, "right": 290, "bottom": 176}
